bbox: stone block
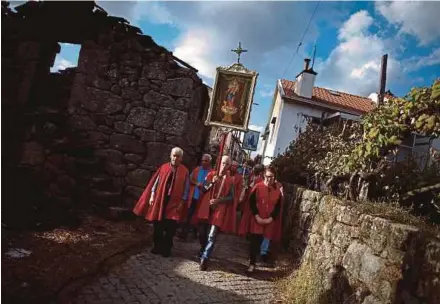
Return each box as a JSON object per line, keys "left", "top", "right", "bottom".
{"left": 126, "top": 169, "right": 151, "bottom": 187}
{"left": 125, "top": 154, "right": 144, "bottom": 165}
{"left": 133, "top": 128, "right": 156, "bottom": 142}
{"left": 161, "top": 78, "right": 193, "bottom": 98}
{"left": 127, "top": 107, "right": 156, "bottom": 129}
{"left": 359, "top": 215, "right": 391, "bottom": 254}
{"left": 144, "top": 142, "right": 173, "bottom": 166}
{"left": 388, "top": 223, "right": 419, "bottom": 251}
{"left": 154, "top": 108, "right": 187, "bottom": 136}
{"left": 109, "top": 134, "right": 146, "bottom": 154}
{"left": 142, "top": 62, "right": 167, "bottom": 81}
{"left": 94, "top": 149, "right": 125, "bottom": 163}
{"left": 20, "top": 141, "right": 45, "bottom": 166}
{"left": 143, "top": 90, "right": 174, "bottom": 107}
{"left": 114, "top": 122, "right": 134, "bottom": 135}
{"left": 122, "top": 88, "right": 142, "bottom": 101}
{"left": 331, "top": 222, "right": 358, "bottom": 251}
{"left": 69, "top": 115, "right": 96, "bottom": 130}
{"left": 105, "top": 162, "right": 127, "bottom": 177}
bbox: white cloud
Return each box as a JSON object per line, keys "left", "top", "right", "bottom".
{"left": 51, "top": 57, "right": 75, "bottom": 73}
{"left": 376, "top": 1, "right": 440, "bottom": 46}
{"left": 173, "top": 29, "right": 218, "bottom": 80}
{"left": 403, "top": 48, "right": 440, "bottom": 72}
{"left": 338, "top": 10, "right": 373, "bottom": 40}
{"left": 98, "top": 1, "right": 332, "bottom": 82}
{"left": 316, "top": 10, "right": 402, "bottom": 96}
{"left": 97, "top": 1, "right": 174, "bottom": 26}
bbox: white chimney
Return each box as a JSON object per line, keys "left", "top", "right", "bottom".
{"left": 294, "top": 58, "right": 317, "bottom": 99}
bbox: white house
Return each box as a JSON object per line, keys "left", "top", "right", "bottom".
{"left": 260, "top": 58, "right": 375, "bottom": 165}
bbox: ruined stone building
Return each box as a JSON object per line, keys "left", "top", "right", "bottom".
{"left": 2, "top": 1, "right": 211, "bottom": 227}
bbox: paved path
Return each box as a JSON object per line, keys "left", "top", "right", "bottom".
{"left": 73, "top": 234, "right": 288, "bottom": 304}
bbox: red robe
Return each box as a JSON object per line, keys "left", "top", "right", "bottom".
{"left": 184, "top": 166, "right": 214, "bottom": 225}
{"left": 238, "top": 182, "right": 283, "bottom": 242}
{"left": 239, "top": 174, "right": 264, "bottom": 211}
{"left": 195, "top": 171, "right": 237, "bottom": 233}
{"left": 133, "top": 163, "right": 189, "bottom": 222}
{"left": 231, "top": 172, "right": 244, "bottom": 204}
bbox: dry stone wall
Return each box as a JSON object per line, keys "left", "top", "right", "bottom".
{"left": 282, "top": 184, "right": 440, "bottom": 304}
{"left": 2, "top": 2, "right": 211, "bottom": 228}
{"left": 67, "top": 32, "right": 210, "bottom": 207}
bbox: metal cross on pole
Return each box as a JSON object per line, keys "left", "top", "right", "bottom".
{"left": 231, "top": 42, "right": 248, "bottom": 64}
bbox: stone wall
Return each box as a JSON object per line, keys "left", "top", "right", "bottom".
{"left": 67, "top": 31, "right": 211, "bottom": 207}
{"left": 2, "top": 2, "right": 210, "bottom": 228}
{"left": 282, "top": 184, "right": 440, "bottom": 304}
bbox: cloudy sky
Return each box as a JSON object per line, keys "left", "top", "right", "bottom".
{"left": 39, "top": 1, "right": 440, "bottom": 137}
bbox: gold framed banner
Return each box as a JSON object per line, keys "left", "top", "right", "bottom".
{"left": 205, "top": 63, "right": 258, "bottom": 131}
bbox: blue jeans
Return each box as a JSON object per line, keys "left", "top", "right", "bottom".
{"left": 260, "top": 238, "right": 270, "bottom": 255}
{"left": 201, "top": 225, "right": 219, "bottom": 261}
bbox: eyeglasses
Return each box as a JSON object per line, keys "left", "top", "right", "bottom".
{"left": 265, "top": 175, "right": 275, "bottom": 179}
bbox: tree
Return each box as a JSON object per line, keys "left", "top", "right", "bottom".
{"left": 273, "top": 79, "right": 440, "bottom": 222}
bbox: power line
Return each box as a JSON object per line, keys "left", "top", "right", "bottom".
{"left": 281, "top": 0, "right": 321, "bottom": 79}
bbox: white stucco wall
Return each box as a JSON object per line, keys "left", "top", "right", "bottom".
{"left": 274, "top": 101, "right": 323, "bottom": 157}
{"left": 263, "top": 100, "right": 324, "bottom": 165}
{"left": 295, "top": 72, "right": 316, "bottom": 99}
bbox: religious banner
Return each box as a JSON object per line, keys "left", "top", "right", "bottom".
{"left": 242, "top": 130, "right": 260, "bottom": 151}
{"left": 205, "top": 62, "right": 258, "bottom": 131}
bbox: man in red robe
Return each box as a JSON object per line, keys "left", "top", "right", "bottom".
{"left": 179, "top": 154, "right": 213, "bottom": 240}
{"left": 230, "top": 160, "right": 244, "bottom": 207}
{"left": 133, "top": 147, "right": 190, "bottom": 257}
{"left": 239, "top": 164, "right": 264, "bottom": 213}
{"left": 238, "top": 166, "right": 282, "bottom": 273}
{"left": 196, "top": 155, "right": 237, "bottom": 271}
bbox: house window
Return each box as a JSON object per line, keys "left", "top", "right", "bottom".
{"left": 269, "top": 117, "right": 277, "bottom": 143}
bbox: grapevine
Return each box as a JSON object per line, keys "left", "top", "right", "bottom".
{"left": 273, "top": 79, "right": 440, "bottom": 222}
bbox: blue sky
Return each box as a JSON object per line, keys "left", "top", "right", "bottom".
{"left": 47, "top": 1, "right": 439, "bottom": 134}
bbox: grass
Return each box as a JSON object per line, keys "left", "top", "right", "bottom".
{"left": 276, "top": 262, "right": 326, "bottom": 304}
{"left": 340, "top": 197, "right": 440, "bottom": 238}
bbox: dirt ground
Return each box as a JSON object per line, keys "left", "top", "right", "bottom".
{"left": 2, "top": 213, "right": 152, "bottom": 303}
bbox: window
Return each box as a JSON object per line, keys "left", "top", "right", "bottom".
{"left": 51, "top": 43, "right": 80, "bottom": 73}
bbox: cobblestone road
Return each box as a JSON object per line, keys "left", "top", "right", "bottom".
{"left": 73, "top": 233, "right": 287, "bottom": 304}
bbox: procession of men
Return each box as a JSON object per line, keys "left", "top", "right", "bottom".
{"left": 133, "top": 146, "right": 284, "bottom": 273}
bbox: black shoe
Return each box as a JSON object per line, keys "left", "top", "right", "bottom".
{"left": 161, "top": 245, "right": 172, "bottom": 257}
{"left": 247, "top": 264, "right": 256, "bottom": 273}
{"left": 261, "top": 254, "right": 269, "bottom": 263}
{"left": 200, "top": 259, "right": 208, "bottom": 271}
{"left": 151, "top": 247, "right": 161, "bottom": 255}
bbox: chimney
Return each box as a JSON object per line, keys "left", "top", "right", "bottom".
{"left": 304, "top": 58, "right": 311, "bottom": 70}
{"left": 294, "top": 58, "right": 317, "bottom": 99}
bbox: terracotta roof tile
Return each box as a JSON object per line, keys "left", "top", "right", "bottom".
{"left": 280, "top": 79, "right": 375, "bottom": 114}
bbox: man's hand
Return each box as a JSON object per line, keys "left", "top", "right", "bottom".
{"left": 209, "top": 198, "right": 219, "bottom": 206}
{"left": 149, "top": 194, "right": 155, "bottom": 205}
{"left": 263, "top": 217, "right": 274, "bottom": 225}
{"left": 212, "top": 175, "right": 219, "bottom": 184}
{"left": 255, "top": 215, "right": 273, "bottom": 225}
{"left": 255, "top": 215, "right": 265, "bottom": 225}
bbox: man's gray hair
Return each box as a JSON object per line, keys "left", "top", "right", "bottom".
{"left": 221, "top": 155, "right": 231, "bottom": 164}
{"left": 171, "top": 147, "right": 184, "bottom": 156}
{"left": 202, "top": 153, "right": 212, "bottom": 161}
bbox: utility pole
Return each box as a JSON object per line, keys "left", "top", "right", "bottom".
{"left": 378, "top": 54, "right": 388, "bottom": 106}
